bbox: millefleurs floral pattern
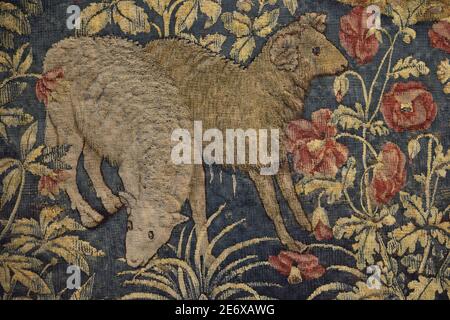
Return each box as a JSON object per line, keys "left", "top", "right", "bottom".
{"left": 288, "top": 3, "right": 449, "bottom": 300}
{"left": 0, "top": 0, "right": 448, "bottom": 300}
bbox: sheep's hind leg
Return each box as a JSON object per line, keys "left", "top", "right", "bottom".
{"left": 189, "top": 165, "right": 213, "bottom": 264}
{"left": 83, "top": 144, "right": 122, "bottom": 215}
{"left": 276, "top": 162, "right": 312, "bottom": 232}
{"left": 249, "top": 170, "right": 307, "bottom": 253}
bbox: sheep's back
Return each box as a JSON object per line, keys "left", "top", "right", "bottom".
{"left": 44, "top": 37, "right": 191, "bottom": 165}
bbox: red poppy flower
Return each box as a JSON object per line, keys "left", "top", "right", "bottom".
{"left": 429, "top": 20, "right": 450, "bottom": 54}
{"left": 35, "top": 68, "right": 64, "bottom": 106}
{"left": 38, "top": 169, "right": 69, "bottom": 199}
{"left": 286, "top": 109, "right": 348, "bottom": 178}
{"left": 339, "top": 6, "right": 380, "bottom": 64}
{"left": 370, "top": 143, "right": 407, "bottom": 205}
{"left": 312, "top": 206, "right": 333, "bottom": 241}
{"left": 269, "top": 251, "right": 325, "bottom": 284}
{"left": 381, "top": 82, "right": 437, "bottom": 132}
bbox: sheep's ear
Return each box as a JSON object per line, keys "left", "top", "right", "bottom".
{"left": 299, "top": 13, "right": 327, "bottom": 33}
{"left": 269, "top": 32, "right": 299, "bottom": 72}
{"left": 118, "top": 191, "right": 137, "bottom": 210}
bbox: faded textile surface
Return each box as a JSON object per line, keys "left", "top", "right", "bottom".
{"left": 0, "top": 0, "right": 449, "bottom": 300}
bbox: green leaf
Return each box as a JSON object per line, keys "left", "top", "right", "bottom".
{"left": 392, "top": 56, "right": 429, "bottom": 79}
{"left": 20, "top": 122, "right": 38, "bottom": 158}
{"left": 369, "top": 121, "right": 389, "bottom": 136}
{"left": 221, "top": 11, "right": 251, "bottom": 37}
{"left": 399, "top": 192, "right": 427, "bottom": 226}
{"left": 198, "top": 33, "right": 226, "bottom": 53}
{"left": 0, "top": 167, "right": 21, "bottom": 209}
{"left": 230, "top": 36, "right": 255, "bottom": 63}
{"left": 332, "top": 104, "right": 364, "bottom": 131}
{"left": 112, "top": 0, "right": 151, "bottom": 35}
{"left": 144, "top": 0, "right": 170, "bottom": 16}
{"left": 70, "top": 275, "right": 95, "bottom": 300}
{"left": 0, "top": 81, "right": 27, "bottom": 105}
{"left": 11, "top": 267, "right": 51, "bottom": 294}
{"left": 407, "top": 276, "right": 443, "bottom": 300}
{"left": 199, "top": 0, "right": 221, "bottom": 29}
{"left": 174, "top": 0, "right": 198, "bottom": 34}
{"left": 0, "top": 107, "right": 33, "bottom": 127}
{"left": 296, "top": 178, "right": 344, "bottom": 204}
{"left": 0, "top": 158, "right": 18, "bottom": 175}
{"left": 282, "top": 0, "right": 298, "bottom": 15}
{"left": 253, "top": 8, "right": 279, "bottom": 38}
{"left": 0, "top": 2, "right": 31, "bottom": 35}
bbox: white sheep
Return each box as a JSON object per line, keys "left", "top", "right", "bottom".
{"left": 42, "top": 36, "right": 200, "bottom": 267}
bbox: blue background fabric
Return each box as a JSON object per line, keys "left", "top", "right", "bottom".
{"left": 0, "top": 0, "right": 448, "bottom": 300}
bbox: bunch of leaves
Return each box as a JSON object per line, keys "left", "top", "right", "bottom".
{"left": 0, "top": 0, "right": 43, "bottom": 49}
{"left": 0, "top": 42, "right": 36, "bottom": 106}
{"left": 221, "top": 7, "right": 279, "bottom": 63}
{"left": 4, "top": 206, "right": 104, "bottom": 275}
{"left": 120, "top": 204, "right": 279, "bottom": 300}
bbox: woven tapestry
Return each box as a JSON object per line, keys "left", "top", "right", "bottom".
{"left": 0, "top": 0, "right": 449, "bottom": 300}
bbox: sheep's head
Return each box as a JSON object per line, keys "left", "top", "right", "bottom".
{"left": 269, "top": 13, "right": 347, "bottom": 81}
{"left": 119, "top": 192, "right": 188, "bottom": 268}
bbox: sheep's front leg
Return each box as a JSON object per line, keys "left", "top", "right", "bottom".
{"left": 249, "top": 170, "right": 307, "bottom": 253}
{"left": 61, "top": 138, "right": 105, "bottom": 227}
{"left": 83, "top": 144, "right": 122, "bottom": 215}
{"left": 44, "top": 112, "right": 104, "bottom": 227}
{"left": 276, "top": 162, "right": 312, "bottom": 232}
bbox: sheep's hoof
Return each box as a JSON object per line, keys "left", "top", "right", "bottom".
{"left": 78, "top": 206, "right": 104, "bottom": 228}
{"left": 98, "top": 192, "right": 123, "bottom": 215}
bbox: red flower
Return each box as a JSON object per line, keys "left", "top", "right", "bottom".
{"left": 312, "top": 206, "right": 333, "bottom": 241}
{"left": 339, "top": 6, "right": 380, "bottom": 64}
{"left": 381, "top": 82, "right": 437, "bottom": 132}
{"left": 269, "top": 251, "right": 325, "bottom": 284}
{"left": 370, "top": 143, "right": 407, "bottom": 205}
{"left": 286, "top": 109, "right": 348, "bottom": 178}
{"left": 35, "top": 68, "right": 64, "bottom": 106}
{"left": 429, "top": 20, "right": 450, "bottom": 54}
{"left": 38, "top": 170, "right": 69, "bottom": 199}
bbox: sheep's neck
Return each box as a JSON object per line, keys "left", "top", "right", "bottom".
{"left": 250, "top": 48, "right": 309, "bottom": 116}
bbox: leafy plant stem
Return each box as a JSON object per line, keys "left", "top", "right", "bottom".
{"left": 425, "top": 138, "right": 434, "bottom": 214}
{"left": 418, "top": 235, "right": 431, "bottom": 275}
{"left": 376, "top": 233, "right": 405, "bottom": 300}
{"left": 0, "top": 73, "right": 41, "bottom": 89}
{"left": 335, "top": 133, "right": 378, "bottom": 158}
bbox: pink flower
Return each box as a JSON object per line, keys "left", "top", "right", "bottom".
{"left": 339, "top": 6, "right": 380, "bottom": 64}
{"left": 269, "top": 251, "right": 326, "bottom": 284}
{"left": 35, "top": 68, "right": 64, "bottom": 106}
{"left": 370, "top": 143, "right": 407, "bottom": 205}
{"left": 429, "top": 20, "right": 450, "bottom": 54}
{"left": 381, "top": 82, "right": 437, "bottom": 132}
{"left": 286, "top": 109, "right": 348, "bottom": 178}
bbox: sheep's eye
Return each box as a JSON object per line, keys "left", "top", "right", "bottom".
{"left": 312, "top": 46, "right": 321, "bottom": 56}
{"left": 148, "top": 230, "right": 154, "bottom": 240}
{"left": 127, "top": 220, "right": 133, "bottom": 231}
